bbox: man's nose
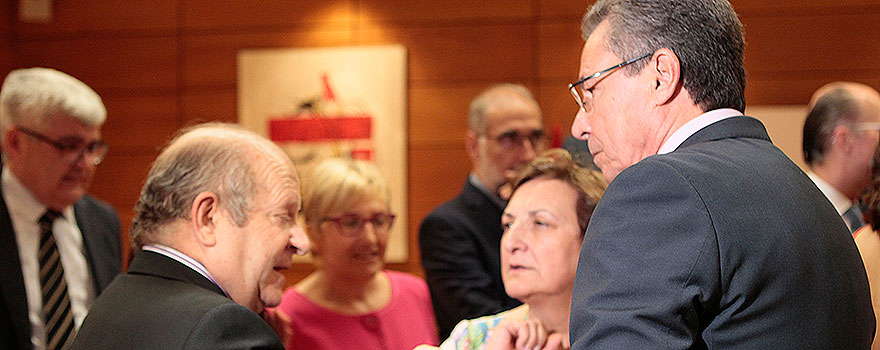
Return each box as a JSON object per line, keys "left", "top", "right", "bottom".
{"left": 289, "top": 224, "right": 311, "bottom": 255}
{"left": 571, "top": 107, "right": 591, "bottom": 141}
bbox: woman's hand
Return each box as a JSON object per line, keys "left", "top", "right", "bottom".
{"left": 486, "top": 319, "right": 566, "bottom": 350}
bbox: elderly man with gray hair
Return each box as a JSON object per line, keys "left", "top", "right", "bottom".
{"left": 568, "top": 0, "right": 873, "bottom": 348}
{"left": 0, "top": 68, "right": 121, "bottom": 350}
{"left": 71, "top": 123, "right": 310, "bottom": 349}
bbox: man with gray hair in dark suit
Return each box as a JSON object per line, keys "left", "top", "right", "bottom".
{"left": 567, "top": 0, "right": 874, "bottom": 348}
{"left": 0, "top": 68, "right": 121, "bottom": 350}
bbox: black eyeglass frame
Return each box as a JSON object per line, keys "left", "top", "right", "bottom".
{"left": 568, "top": 52, "right": 653, "bottom": 112}
{"left": 16, "top": 126, "right": 109, "bottom": 165}
{"left": 321, "top": 212, "right": 397, "bottom": 237}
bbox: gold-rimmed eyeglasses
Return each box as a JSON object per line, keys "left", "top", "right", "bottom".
{"left": 568, "top": 52, "right": 652, "bottom": 113}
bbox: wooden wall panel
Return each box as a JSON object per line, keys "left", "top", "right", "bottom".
{"left": 408, "top": 147, "right": 471, "bottom": 210}
{"left": 90, "top": 154, "right": 157, "bottom": 221}
{"left": 538, "top": 22, "right": 582, "bottom": 80}
{"left": 15, "top": 0, "right": 177, "bottom": 37}
{"left": 746, "top": 75, "right": 880, "bottom": 106}
{"left": 101, "top": 94, "right": 179, "bottom": 151}
{"left": 16, "top": 37, "right": 178, "bottom": 93}
{"left": 742, "top": 14, "right": 880, "bottom": 75}
{"left": 408, "top": 84, "right": 484, "bottom": 146}
{"left": 182, "top": 0, "right": 353, "bottom": 30}
{"left": 183, "top": 30, "right": 352, "bottom": 89}
{"left": 537, "top": 82, "right": 580, "bottom": 135}
{"left": 359, "top": 0, "right": 533, "bottom": 22}
{"left": 539, "top": 0, "right": 593, "bottom": 19}
{"left": 358, "top": 24, "right": 534, "bottom": 83}
{"left": 732, "top": 0, "right": 880, "bottom": 13}
{"left": 182, "top": 89, "right": 237, "bottom": 124}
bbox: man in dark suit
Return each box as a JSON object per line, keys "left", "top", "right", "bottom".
{"left": 419, "top": 84, "right": 545, "bottom": 337}
{"left": 71, "top": 123, "right": 311, "bottom": 349}
{"left": 0, "top": 68, "right": 121, "bottom": 350}
{"left": 567, "top": 0, "right": 874, "bottom": 348}
{"left": 802, "top": 82, "right": 880, "bottom": 233}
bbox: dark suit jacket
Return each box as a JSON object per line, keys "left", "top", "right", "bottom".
{"left": 419, "top": 179, "right": 521, "bottom": 338}
{"left": 0, "top": 178, "right": 121, "bottom": 350}
{"left": 570, "top": 116, "right": 875, "bottom": 349}
{"left": 71, "top": 251, "right": 283, "bottom": 350}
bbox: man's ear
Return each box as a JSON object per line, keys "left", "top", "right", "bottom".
{"left": 465, "top": 130, "right": 480, "bottom": 162}
{"left": 190, "top": 191, "right": 220, "bottom": 247}
{"left": 831, "top": 125, "right": 853, "bottom": 153}
{"left": 649, "top": 48, "right": 682, "bottom": 106}
{"left": 4, "top": 127, "right": 20, "bottom": 155}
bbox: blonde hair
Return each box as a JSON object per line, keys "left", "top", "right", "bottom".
{"left": 303, "top": 158, "right": 390, "bottom": 234}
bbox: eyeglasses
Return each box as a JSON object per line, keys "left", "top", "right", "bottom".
{"left": 853, "top": 123, "right": 880, "bottom": 131}
{"left": 16, "top": 126, "right": 109, "bottom": 165}
{"left": 322, "top": 213, "right": 396, "bottom": 236}
{"left": 568, "top": 52, "right": 652, "bottom": 113}
{"left": 481, "top": 129, "right": 547, "bottom": 149}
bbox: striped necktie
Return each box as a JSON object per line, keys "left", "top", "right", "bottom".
{"left": 38, "top": 210, "right": 75, "bottom": 349}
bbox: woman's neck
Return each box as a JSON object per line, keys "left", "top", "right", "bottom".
{"left": 297, "top": 270, "right": 391, "bottom": 315}
{"left": 526, "top": 293, "right": 572, "bottom": 345}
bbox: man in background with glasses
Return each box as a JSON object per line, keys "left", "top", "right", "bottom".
{"left": 803, "top": 82, "right": 880, "bottom": 234}
{"left": 567, "top": 0, "right": 873, "bottom": 349}
{"left": 0, "top": 68, "right": 121, "bottom": 350}
{"left": 419, "top": 83, "right": 545, "bottom": 338}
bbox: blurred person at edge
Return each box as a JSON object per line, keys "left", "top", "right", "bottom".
{"left": 0, "top": 68, "right": 121, "bottom": 350}
{"left": 416, "top": 148, "right": 606, "bottom": 350}
{"left": 854, "top": 145, "right": 880, "bottom": 350}
{"left": 567, "top": 0, "right": 874, "bottom": 348}
{"left": 803, "top": 82, "right": 880, "bottom": 234}
{"left": 276, "top": 158, "right": 438, "bottom": 350}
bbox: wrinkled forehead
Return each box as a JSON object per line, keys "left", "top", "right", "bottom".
{"left": 250, "top": 151, "right": 301, "bottom": 207}
{"left": 484, "top": 98, "right": 542, "bottom": 131}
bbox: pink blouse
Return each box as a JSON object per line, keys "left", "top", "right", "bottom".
{"left": 278, "top": 270, "right": 439, "bottom": 350}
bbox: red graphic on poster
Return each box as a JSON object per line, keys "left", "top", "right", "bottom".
{"left": 267, "top": 73, "right": 374, "bottom": 161}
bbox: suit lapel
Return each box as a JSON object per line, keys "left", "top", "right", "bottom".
{"left": 0, "top": 177, "right": 34, "bottom": 349}
{"left": 73, "top": 198, "right": 115, "bottom": 291}
{"left": 677, "top": 116, "right": 771, "bottom": 151}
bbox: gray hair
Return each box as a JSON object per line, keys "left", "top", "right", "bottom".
{"left": 581, "top": 0, "right": 746, "bottom": 112}
{"left": 468, "top": 83, "right": 541, "bottom": 134}
{"left": 131, "top": 123, "right": 283, "bottom": 248}
{"left": 802, "top": 88, "right": 864, "bottom": 166}
{"left": 0, "top": 68, "right": 106, "bottom": 145}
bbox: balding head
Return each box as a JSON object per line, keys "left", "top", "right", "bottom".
{"left": 804, "top": 82, "right": 880, "bottom": 166}
{"left": 130, "top": 122, "right": 296, "bottom": 247}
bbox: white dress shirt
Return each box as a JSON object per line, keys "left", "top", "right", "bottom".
{"left": 2, "top": 166, "right": 95, "bottom": 350}
{"left": 657, "top": 108, "right": 744, "bottom": 155}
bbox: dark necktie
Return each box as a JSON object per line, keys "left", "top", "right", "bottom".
{"left": 843, "top": 205, "right": 865, "bottom": 234}
{"left": 38, "top": 210, "right": 75, "bottom": 349}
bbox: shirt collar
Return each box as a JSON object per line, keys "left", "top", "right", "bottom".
{"left": 141, "top": 243, "right": 230, "bottom": 297}
{"left": 468, "top": 173, "right": 506, "bottom": 209}
{"left": 2, "top": 165, "right": 74, "bottom": 224}
{"left": 807, "top": 172, "right": 852, "bottom": 215}
{"left": 657, "top": 108, "right": 744, "bottom": 155}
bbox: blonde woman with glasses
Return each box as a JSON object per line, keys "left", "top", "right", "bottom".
{"left": 277, "top": 158, "right": 438, "bottom": 350}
